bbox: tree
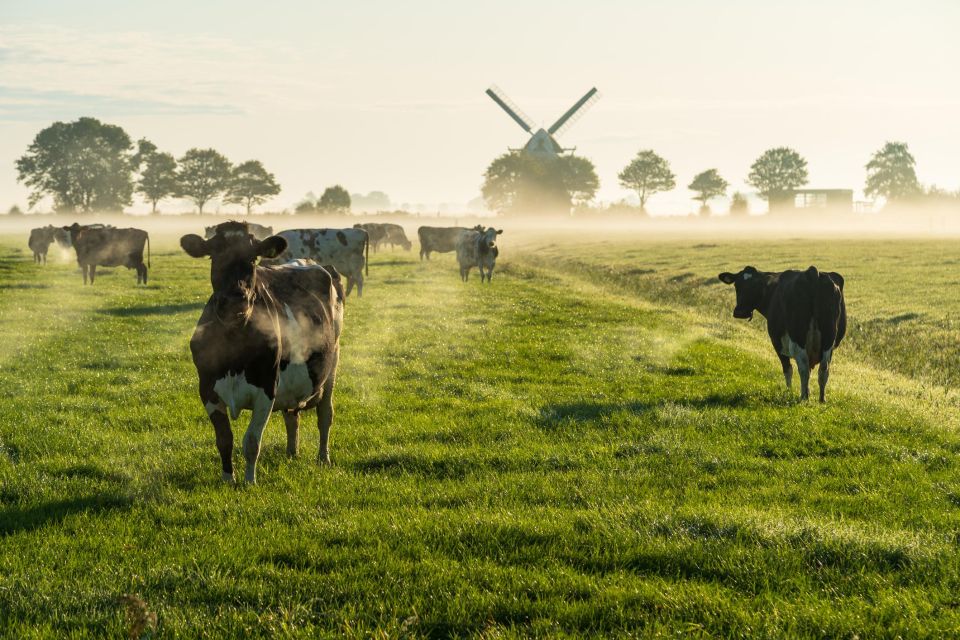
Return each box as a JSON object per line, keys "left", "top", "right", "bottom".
{"left": 224, "top": 160, "right": 281, "bottom": 215}
{"left": 481, "top": 152, "right": 599, "bottom": 215}
{"left": 15, "top": 117, "right": 134, "bottom": 213}
{"left": 294, "top": 200, "right": 316, "bottom": 214}
{"left": 688, "top": 169, "right": 729, "bottom": 215}
{"left": 134, "top": 140, "right": 178, "bottom": 214}
{"left": 177, "top": 148, "right": 232, "bottom": 215}
{"left": 746, "top": 147, "right": 808, "bottom": 200}
{"left": 7, "top": 205, "right": 23, "bottom": 216}
{"left": 618, "top": 150, "right": 676, "bottom": 213}
{"left": 318, "top": 185, "right": 351, "bottom": 214}
{"left": 351, "top": 191, "right": 391, "bottom": 211}
{"left": 865, "top": 141, "right": 920, "bottom": 203}
{"left": 729, "top": 192, "right": 749, "bottom": 216}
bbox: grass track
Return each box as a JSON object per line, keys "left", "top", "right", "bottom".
{"left": 1, "top": 231, "right": 959, "bottom": 638}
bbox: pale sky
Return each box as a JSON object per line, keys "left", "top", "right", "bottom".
{"left": 1, "top": 0, "right": 958, "bottom": 214}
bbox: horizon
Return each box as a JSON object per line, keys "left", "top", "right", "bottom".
{"left": 2, "top": 0, "right": 959, "bottom": 215}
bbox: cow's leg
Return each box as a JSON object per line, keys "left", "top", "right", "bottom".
{"left": 779, "top": 354, "right": 793, "bottom": 389}
{"left": 795, "top": 351, "right": 810, "bottom": 400}
{"left": 818, "top": 348, "right": 833, "bottom": 403}
{"left": 89, "top": 264, "right": 96, "bottom": 284}
{"left": 284, "top": 411, "right": 300, "bottom": 458}
{"left": 356, "top": 272, "right": 363, "bottom": 297}
{"left": 81, "top": 264, "right": 88, "bottom": 285}
{"left": 344, "top": 276, "right": 355, "bottom": 297}
{"left": 317, "top": 377, "right": 336, "bottom": 465}
{"left": 242, "top": 391, "right": 274, "bottom": 484}
{"left": 208, "top": 409, "right": 235, "bottom": 482}
{"left": 141, "top": 263, "right": 148, "bottom": 285}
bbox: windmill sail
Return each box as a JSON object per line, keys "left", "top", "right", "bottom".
{"left": 547, "top": 87, "right": 599, "bottom": 137}
{"left": 486, "top": 86, "right": 534, "bottom": 133}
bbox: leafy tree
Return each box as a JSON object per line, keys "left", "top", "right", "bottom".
{"left": 7, "top": 205, "right": 23, "bottom": 216}
{"left": 688, "top": 169, "right": 729, "bottom": 215}
{"left": 865, "top": 141, "right": 920, "bottom": 203}
{"left": 618, "top": 150, "right": 676, "bottom": 213}
{"left": 134, "top": 140, "right": 178, "bottom": 214}
{"left": 729, "top": 192, "right": 749, "bottom": 216}
{"left": 746, "top": 147, "right": 808, "bottom": 200}
{"left": 294, "top": 200, "right": 316, "bottom": 214}
{"left": 318, "top": 185, "right": 351, "bottom": 214}
{"left": 481, "top": 152, "right": 599, "bottom": 215}
{"left": 225, "top": 160, "right": 281, "bottom": 215}
{"left": 177, "top": 148, "right": 232, "bottom": 215}
{"left": 15, "top": 117, "right": 134, "bottom": 213}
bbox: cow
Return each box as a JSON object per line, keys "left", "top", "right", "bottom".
{"left": 417, "top": 225, "right": 482, "bottom": 260}
{"left": 456, "top": 227, "right": 502, "bottom": 283}
{"left": 353, "top": 223, "right": 387, "bottom": 252}
{"left": 180, "top": 221, "right": 345, "bottom": 484}
{"left": 28, "top": 226, "right": 58, "bottom": 264}
{"left": 354, "top": 222, "right": 412, "bottom": 252}
{"left": 270, "top": 228, "right": 369, "bottom": 297}
{"left": 62, "top": 223, "right": 150, "bottom": 285}
{"left": 206, "top": 222, "right": 273, "bottom": 241}
{"left": 718, "top": 265, "right": 846, "bottom": 402}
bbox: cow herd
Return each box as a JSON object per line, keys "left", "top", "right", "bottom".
{"left": 23, "top": 219, "right": 847, "bottom": 484}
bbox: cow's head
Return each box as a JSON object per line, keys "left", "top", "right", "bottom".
{"left": 718, "top": 266, "right": 765, "bottom": 320}
{"left": 477, "top": 227, "right": 502, "bottom": 256}
{"left": 181, "top": 221, "right": 287, "bottom": 326}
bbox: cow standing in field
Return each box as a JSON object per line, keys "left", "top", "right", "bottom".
{"left": 456, "top": 227, "right": 502, "bottom": 283}
{"left": 62, "top": 223, "right": 151, "bottom": 285}
{"left": 28, "top": 226, "right": 59, "bottom": 264}
{"left": 417, "top": 225, "right": 481, "bottom": 260}
{"left": 353, "top": 223, "right": 411, "bottom": 252}
{"left": 206, "top": 222, "right": 273, "bottom": 240}
{"left": 718, "top": 265, "right": 846, "bottom": 402}
{"left": 181, "top": 221, "right": 344, "bottom": 484}
{"left": 271, "top": 228, "right": 369, "bottom": 297}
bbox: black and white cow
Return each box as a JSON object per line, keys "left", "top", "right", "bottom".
{"left": 28, "top": 226, "right": 60, "bottom": 264}
{"left": 62, "top": 223, "right": 150, "bottom": 284}
{"left": 719, "top": 265, "right": 846, "bottom": 402}
{"left": 271, "top": 228, "right": 369, "bottom": 297}
{"left": 206, "top": 222, "right": 273, "bottom": 240}
{"left": 181, "top": 221, "right": 344, "bottom": 484}
{"left": 456, "top": 227, "right": 502, "bottom": 283}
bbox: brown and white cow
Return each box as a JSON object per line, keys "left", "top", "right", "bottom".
{"left": 181, "top": 221, "right": 345, "bottom": 484}
{"left": 206, "top": 222, "right": 273, "bottom": 240}
{"left": 719, "top": 265, "right": 846, "bottom": 402}
{"left": 28, "top": 225, "right": 60, "bottom": 264}
{"left": 456, "top": 227, "right": 502, "bottom": 283}
{"left": 417, "top": 225, "right": 481, "bottom": 261}
{"left": 62, "top": 223, "right": 150, "bottom": 284}
{"left": 271, "top": 228, "right": 369, "bottom": 297}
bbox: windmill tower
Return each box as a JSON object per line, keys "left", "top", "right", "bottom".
{"left": 485, "top": 86, "right": 600, "bottom": 159}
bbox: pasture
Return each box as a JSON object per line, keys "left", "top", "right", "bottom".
{"left": 1, "top": 225, "right": 960, "bottom": 637}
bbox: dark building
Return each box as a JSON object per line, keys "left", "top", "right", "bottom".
{"left": 768, "top": 189, "right": 854, "bottom": 213}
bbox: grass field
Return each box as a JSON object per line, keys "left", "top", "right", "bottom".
{"left": 1, "top": 226, "right": 960, "bottom": 638}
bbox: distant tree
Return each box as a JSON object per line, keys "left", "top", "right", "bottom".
{"left": 224, "top": 160, "right": 281, "bottom": 215}
{"left": 729, "top": 192, "right": 750, "bottom": 216}
{"left": 688, "top": 169, "right": 729, "bottom": 215}
{"left": 350, "top": 191, "right": 392, "bottom": 211}
{"left": 177, "top": 148, "right": 232, "bottom": 215}
{"left": 746, "top": 147, "right": 808, "bottom": 200}
{"left": 481, "top": 152, "right": 599, "bottom": 215}
{"left": 318, "top": 185, "right": 351, "bottom": 214}
{"left": 294, "top": 200, "right": 316, "bottom": 214}
{"left": 134, "top": 140, "right": 178, "bottom": 214}
{"left": 865, "top": 141, "right": 920, "bottom": 203}
{"left": 15, "top": 117, "right": 134, "bottom": 213}
{"left": 618, "top": 150, "right": 676, "bottom": 213}
{"left": 7, "top": 205, "right": 23, "bottom": 216}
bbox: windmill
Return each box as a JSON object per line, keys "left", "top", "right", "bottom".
{"left": 485, "top": 86, "right": 600, "bottom": 159}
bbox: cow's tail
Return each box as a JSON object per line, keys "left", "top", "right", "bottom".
{"left": 364, "top": 230, "right": 369, "bottom": 276}
{"left": 146, "top": 232, "right": 151, "bottom": 268}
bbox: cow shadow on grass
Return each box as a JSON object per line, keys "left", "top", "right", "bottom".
{"left": 98, "top": 301, "right": 205, "bottom": 317}
{"left": 535, "top": 392, "right": 754, "bottom": 430}
{"left": 0, "top": 493, "right": 131, "bottom": 537}
{"left": 0, "top": 283, "right": 50, "bottom": 290}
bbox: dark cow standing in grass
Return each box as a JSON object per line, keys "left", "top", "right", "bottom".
{"left": 417, "top": 225, "right": 481, "bottom": 260}
{"left": 456, "top": 227, "right": 502, "bottom": 283}
{"left": 27, "top": 225, "right": 66, "bottom": 264}
{"left": 719, "top": 265, "right": 846, "bottom": 402}
{"left": 63, "top": 223, "right": 150, "bottom": 284}
{"left": 181, "top": 221, "right": 344, "bottom": 484}
{"left": 206, "top": 222, "right": 273, "bottom": 240}
{"left": 353, "top": 222, "right": 411, "bottom": 252}
{"left": 271, "top": 228, "right": 369, "bottom": 297}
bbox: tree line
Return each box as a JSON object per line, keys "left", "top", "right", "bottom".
{"left": 481, "top": 141, "right": 934, "bottom": 215}
{"left": 15, "top": 117, "right": 280, "bottom": 214}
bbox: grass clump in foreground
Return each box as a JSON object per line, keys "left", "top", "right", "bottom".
{"left": 0, "top": 231, "right": 959, "bottom": 637}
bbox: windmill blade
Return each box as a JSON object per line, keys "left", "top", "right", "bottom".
{"left": 547, "top": 87, "right": 600, "bottom": 137}
{"left": 486, "top": 85, "right": 534, "bottom": 133}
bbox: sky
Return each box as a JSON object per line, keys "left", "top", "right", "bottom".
{"left": 1, "top": 0, "right": 958, "bottom": 214}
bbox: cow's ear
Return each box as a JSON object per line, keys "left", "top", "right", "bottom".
{"left": 827, "top": 272, "right": 844, "bottom": 291}
{"left": 180, "top": 234, "right": 209, "bottom": 258}
{"left": 496, "top": 229, "right": 503, "bottom": 235}
{"left": 718, "top": 272, "right": 737, "bottom": 284}
{"left": 258, "top": 235, "right": 287, "bottom": 259}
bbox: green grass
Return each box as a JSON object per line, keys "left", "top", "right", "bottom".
{"left": 1, "top": 229, "right": 960, "bottom": 638}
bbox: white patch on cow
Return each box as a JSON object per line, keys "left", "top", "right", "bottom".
{"left": 204, "top": 400, "right": 221, "bottom": 416}
{"left": 213, "top": 371, "right": 269, "bottom": 421}
{"left": 275, "top": 363, "right": 316, "bottom": 411}
{"left": 742, "top": 272, "right": 752, "bottom": 280}
{"left": 223, "top": 230, "right": 248, "bottom": 239}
